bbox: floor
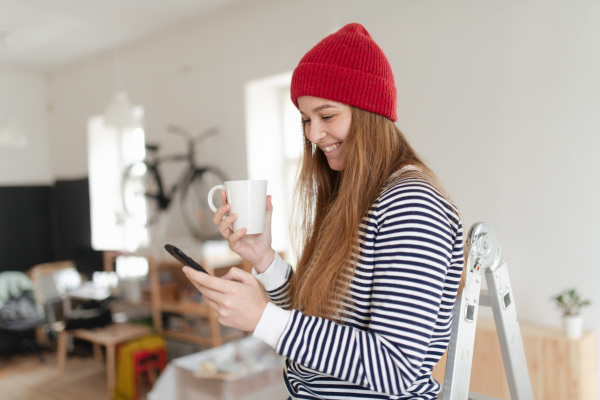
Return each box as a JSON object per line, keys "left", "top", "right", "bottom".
{"left": 0, "top": 350, "right": 153, "bottom": 400}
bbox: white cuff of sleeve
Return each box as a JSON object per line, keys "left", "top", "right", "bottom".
{"left": 252, "top": 253, "right": 290, "bottom": 292}
{"left": 253, "top": 302, "right": 291, "bottom": 349}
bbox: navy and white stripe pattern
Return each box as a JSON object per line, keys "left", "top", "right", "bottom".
{"left": 267, "top": 176, "right": 464, "bottom": 399}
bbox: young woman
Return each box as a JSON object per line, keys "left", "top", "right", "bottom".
{"left": 184, "top": 23, "right": 464, "bottom": 400}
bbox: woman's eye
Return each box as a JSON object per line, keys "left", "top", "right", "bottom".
{"left": 301, "top": 119, "right": 310, "bottom": 125}
{"left": 322, "top": 115, "right": 333, "bottom": 121}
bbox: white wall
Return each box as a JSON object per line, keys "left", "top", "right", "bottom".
{"left": 0, "top": 68, "right": 51, "bottom": 185}
{"left": 42, "top": 0, "right": 600, "bottom": 391}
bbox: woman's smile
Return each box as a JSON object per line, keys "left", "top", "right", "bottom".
{"left": 322, "top": 142, "right": 341, "bottom": 153}
{"left": 297, "top": 96, "right": 352, "bottom": 171}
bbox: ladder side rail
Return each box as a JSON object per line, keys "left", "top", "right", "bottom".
{"left": 441, "top": 268, "right": 482, "bottom": 400}
{"left": 485, "top": 262, "right": 534, "bottom": 400}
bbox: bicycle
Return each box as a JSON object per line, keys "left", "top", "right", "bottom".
{"left": 121, "top": 125, "right": 228, "bottom": 241}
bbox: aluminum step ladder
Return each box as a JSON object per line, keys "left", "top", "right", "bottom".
{"left": 441, "top": 222, "right": 534, "bottom": 400}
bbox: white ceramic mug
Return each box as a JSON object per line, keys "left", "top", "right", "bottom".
{"left": 207, "top": 180, "right": 267, "bottom": 234}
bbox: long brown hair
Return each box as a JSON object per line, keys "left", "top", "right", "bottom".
{"left": 289, "top": 107, "right": 455, "bottom": 320}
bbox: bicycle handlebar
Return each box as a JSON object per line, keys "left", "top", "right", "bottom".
{"left": 166, "top": 124, "right": 218, "bottom": 144}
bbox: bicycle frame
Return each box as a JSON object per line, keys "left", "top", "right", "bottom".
{"left": 122, "top": 126, "right": 226, "bottom": 240}
{"left": 144, "top": 151, "right": 196, "bottom": 211}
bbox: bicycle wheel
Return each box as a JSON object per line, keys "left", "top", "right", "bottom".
{"left": 122, "top": 161, "right": 162, "bottom": 227}
{"left": 180, "top": 167, "right": 228, "bottom": 240}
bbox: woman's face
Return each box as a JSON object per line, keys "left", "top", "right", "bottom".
{"left": 298, "top": 96, "right": 352, "bottom": 171}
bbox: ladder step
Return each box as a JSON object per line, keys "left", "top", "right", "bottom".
{"left": 468, "top": 392, "right": 501, "bottom": 400}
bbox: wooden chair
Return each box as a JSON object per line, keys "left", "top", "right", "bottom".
{"left": 28, "top": 260, "right": 81, "bottom": 322}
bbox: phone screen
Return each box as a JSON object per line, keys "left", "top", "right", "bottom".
{"left": 164, "top": 244, "right": 210, "bottom": 274}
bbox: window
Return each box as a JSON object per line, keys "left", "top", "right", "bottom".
{"left": 245, "top": 73, "right": 302, "bottom": 262}
{"left": 87, "top": 107, "right": 148, "bottom": 251}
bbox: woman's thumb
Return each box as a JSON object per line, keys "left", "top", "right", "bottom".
{"left": 265, "top": 195, "right": 274, "bottom": 223}
{"left": 223, "top": 267, "right": 251, "bottom": 283}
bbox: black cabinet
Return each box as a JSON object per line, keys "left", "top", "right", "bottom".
{"left": 0, "top": 178, "right": 102, "bottom": 275}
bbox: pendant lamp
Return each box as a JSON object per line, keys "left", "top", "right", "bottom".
{"left": 104, "top": 90, "right": 136, "bottom": 129}
{"left": 103, "top": 0, "right": 137, "bottom": 130}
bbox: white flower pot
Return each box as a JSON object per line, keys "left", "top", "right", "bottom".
{"left": 563, "top": 315, "right": 583, "bottom": 339}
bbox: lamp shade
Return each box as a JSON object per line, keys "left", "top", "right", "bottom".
{"left": 0, "top": 118, "right": 27, "bottom": 148}
{"left": 104, "top": 90, "right": 137, "bottom": 129}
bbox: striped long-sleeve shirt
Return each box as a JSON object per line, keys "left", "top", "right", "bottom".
{"left": 253, "top": 174, "right": 464, "bottom": 399}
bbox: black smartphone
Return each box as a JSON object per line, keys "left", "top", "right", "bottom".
{"left": 164, "top": 244, "right": 210, "bottom": 274}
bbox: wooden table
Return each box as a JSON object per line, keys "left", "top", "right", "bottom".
{"left": 57, "top": 322, "right": 153, "bottom": 397}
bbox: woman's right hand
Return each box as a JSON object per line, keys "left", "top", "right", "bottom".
{"left": 212, "top": 190, "right": 276, "bottom": 273}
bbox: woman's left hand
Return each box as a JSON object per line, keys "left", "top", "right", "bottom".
{"left": 182, "top": 266, "right": 268, "bottom": 332}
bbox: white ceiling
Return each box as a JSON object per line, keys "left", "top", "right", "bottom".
{"left": 0, "top": 0, "right": 252, "bottom": 72}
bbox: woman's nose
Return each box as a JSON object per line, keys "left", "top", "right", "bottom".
{"left": 306, "top": 124, "right": 325, "bottom": 144}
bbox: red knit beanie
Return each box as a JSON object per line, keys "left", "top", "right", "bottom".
{"left": 291, "top": 23, "right": 397, "bottom": 122}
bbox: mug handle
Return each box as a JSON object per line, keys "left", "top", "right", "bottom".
{"left": 207, "top": 184, "right": 226, "bottom": 213}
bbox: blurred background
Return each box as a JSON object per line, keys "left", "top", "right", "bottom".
{"left": 0, "top": 0, "right": 598, "bottom": 396}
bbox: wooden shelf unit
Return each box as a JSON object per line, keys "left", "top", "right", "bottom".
{"left": 148, "top": 255, "right": 251, "bottom": 348}
{"left": 432, "top": 319, "right": 597, "bottom": 400}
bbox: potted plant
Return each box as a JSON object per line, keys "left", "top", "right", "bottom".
{"left": 551, "top": 288, "right": 591, "bottom": 339}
